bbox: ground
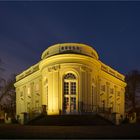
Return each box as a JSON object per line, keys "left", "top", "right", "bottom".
{"left": 0, "top": 123, "right": 140, "bottom": 139}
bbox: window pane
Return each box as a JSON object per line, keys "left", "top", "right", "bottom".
{"left": 64, "top": 73, "right": 76, "bottom": 79}
{"left": 64, "top": 97, "right": 69, "bottom": 110}
{"left": 71, "top": 82, "right": 76, "bottom": 94}
{"left": 71, "top": 97, "right": 76, "bottom": 110}
{"left": 64, "top": 82, "right": 69, "bottom": 94}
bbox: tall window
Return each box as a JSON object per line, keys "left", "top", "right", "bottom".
{"left": 63, "top": 73, "right": 77, "bottom": 113}
{"left": 71, "top": 82, "right": 76, "bottom": 94}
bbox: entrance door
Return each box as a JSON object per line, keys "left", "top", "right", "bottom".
{"left": 63, "top": 73, "right": 77, "bottom": 114}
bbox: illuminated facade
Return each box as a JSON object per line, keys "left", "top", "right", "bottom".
{"left": 14, "top": 43, "right": 126, "bottom": 124}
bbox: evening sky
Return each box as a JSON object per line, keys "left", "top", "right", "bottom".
{"left": 0, "top": 1, "right": 140, "bottom": 79}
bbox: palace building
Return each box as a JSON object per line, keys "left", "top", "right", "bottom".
{"left": 14, "top": 43, "right": 126, "bottom": 124}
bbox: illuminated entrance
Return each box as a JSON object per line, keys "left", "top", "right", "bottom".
{"left": 63, "top": 73, "right": 77, "bottom": 114}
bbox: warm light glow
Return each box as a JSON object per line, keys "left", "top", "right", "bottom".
{"left": 14, "top": 43, "right": 126, "bottom": 124}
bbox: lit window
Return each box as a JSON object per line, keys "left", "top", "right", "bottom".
{"left": 71, "top": 82, "right": 76, "bottom": 94}
{"left": 64, "top": 97, "right": 69, "bottom": 110}
{"left": 71, "top": 97, "right": 76, "bottom": 110}
{"left": 64, "top": 73, "right": 76, "bottom": 79}
{"left": 63, "top": 73, "right": 77, "bottom": 113}
{"left": 64, "top": 82, "right": 69, "bottom": 95}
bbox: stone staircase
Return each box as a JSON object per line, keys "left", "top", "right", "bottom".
{"left": 27, "top": 114, "right": 113, "bottom": 126}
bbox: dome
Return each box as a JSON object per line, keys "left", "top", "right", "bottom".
{"left": 41, "top": 43, "right": 99, "bottom": 60}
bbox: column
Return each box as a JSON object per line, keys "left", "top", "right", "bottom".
{"left": 106, "top": 82, "right": 110, "bottom": 108}
{"left": 52, "top": 71, "right": 59, "bottom": 114}
{"left": 114, "top": 85, "right": 117, "bottom": 113}
{"left": 48, "top": 72, "right": 53, "bottom": 114}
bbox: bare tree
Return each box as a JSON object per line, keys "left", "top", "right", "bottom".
{"left": 0, "top": 75, "right": 16, "bottom": 117}
{"left": 0, "top": 59, "right": 16, "bottom": 119}
{"left": 125, "top": 70, "right": 140, "bottom": 111}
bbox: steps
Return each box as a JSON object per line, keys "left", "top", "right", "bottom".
{"left": 27, "top": 114, "right": 113, "bottom": 126}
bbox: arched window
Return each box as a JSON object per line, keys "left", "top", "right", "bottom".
{"left": 64, "top": 73, "right": 76, "bottom": 80}
{"left": 64, "top": 73, "right": 77, "bottom": 95}
{"left": 63, "top": 73, "right": 77, "bottom": 114}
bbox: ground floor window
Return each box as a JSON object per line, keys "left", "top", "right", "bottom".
{"left": 63, "top": 73, "right": 77, "bottom": 114}
{"left": 63, "top": 97, "right": 76, "bottom": 113}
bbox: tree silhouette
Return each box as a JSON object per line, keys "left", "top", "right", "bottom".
{"left": 0, "top": 59, "right": 16, "bottom": 119}
{"left": 125, "top": 70, "right": 140, "bottom": 111}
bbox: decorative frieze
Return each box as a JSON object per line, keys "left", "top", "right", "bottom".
{"left": 101, "top": 64, "right": 124, "bottom": 81}
{"left": 80, "top": 66, "right": 92, "bottom": 72}
{"left": 48, "top": 65, "right": 60, "bottom": 72}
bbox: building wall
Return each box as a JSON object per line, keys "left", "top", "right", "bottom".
{"left": 99, "top": 70, "right": 125, "bottom": 116}
{"left": 15, "top": 70, "right": 42, "bottom": 123}
{"left": 14, "top": 44, "right": 126, "bottom": 124}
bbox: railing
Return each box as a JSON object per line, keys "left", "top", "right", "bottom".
{"left": 78, "top": 103, "right": 98, "bottom": 113}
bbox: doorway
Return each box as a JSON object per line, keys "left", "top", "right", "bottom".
{"left": 63, "top": 73, "right": 77, "bottom": 114}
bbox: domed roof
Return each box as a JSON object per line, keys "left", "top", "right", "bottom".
{"left": 41, "top": 43, "right": 99, "bottom": 60}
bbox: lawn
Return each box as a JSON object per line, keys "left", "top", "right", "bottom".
{"left": 0, "top": 123, "right": 140, "bottom": 138}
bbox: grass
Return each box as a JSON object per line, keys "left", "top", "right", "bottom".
{"left": 0, "top": 123, "right": 140, "bottom": 138}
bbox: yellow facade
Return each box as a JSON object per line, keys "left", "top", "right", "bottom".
{"left": 14, "top": 43, "right": 126, "bottom": 124}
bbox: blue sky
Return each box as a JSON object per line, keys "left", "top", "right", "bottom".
{"left": 0, "top": 1, "right": 140, "bottom": 79}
